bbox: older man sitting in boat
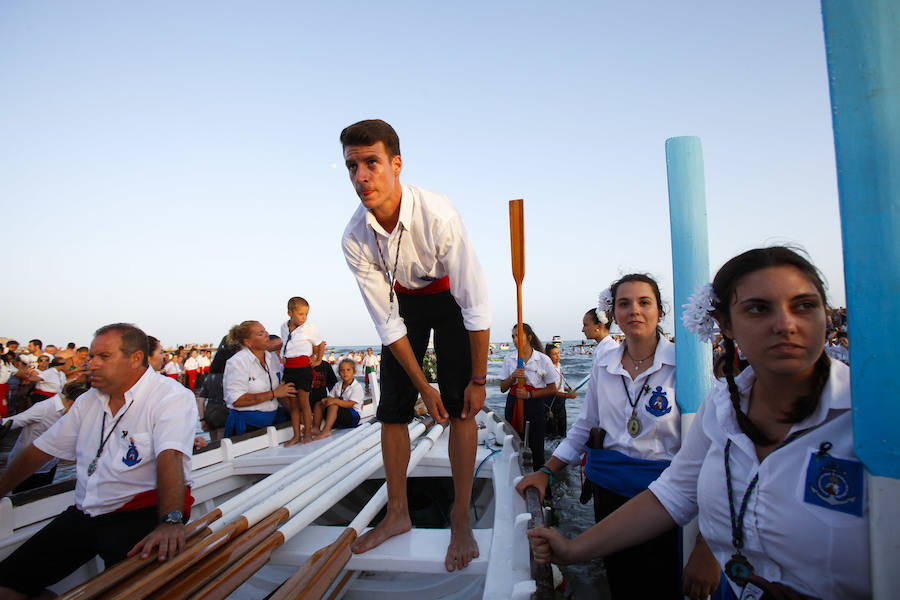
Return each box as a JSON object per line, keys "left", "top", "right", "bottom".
{"left": 0, "top": 323, "right": 198, "bottom": 600}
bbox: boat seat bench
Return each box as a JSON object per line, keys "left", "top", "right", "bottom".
{"left": 269, "top": 524, "right": 492, "bottom": 574}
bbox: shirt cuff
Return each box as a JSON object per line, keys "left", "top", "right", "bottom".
{"left": 376, "top": 318, "right": 408, "bottom": 347}
{"left": 647, "top": 480, "right": 696, "bottom": 527}
{"left": 34, "top": 436, "right": 75, "bottom": 461}
{"left": 551, "top": 439, "right": 583, "bottom": 465}
{"left": 460, "top": 302, "right": 492, "bottom": 332}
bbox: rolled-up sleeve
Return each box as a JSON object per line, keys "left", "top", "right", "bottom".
{"left": 437, "top": 215, "right": 491, "bottom": 333}
{"left": 648, "top": 395, "right": 713, "bottom": 526}
{"left": 552, "top": 378, "right": 596, "bottom": 465}
{"left": 342, "top": 230, "right": 408, "bottom": 346}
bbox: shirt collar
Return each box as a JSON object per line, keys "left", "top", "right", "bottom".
{"left": 599, "top": 335, "right": 676, "bottom": 370}
{"left": 719, "top": 358, "right": 851, "bottom": 434}
{"left": 95, "top": 366, "right": 153, "bottom": 414}
{"left": 365, "top": 183, "right": 413, "bottom": 238}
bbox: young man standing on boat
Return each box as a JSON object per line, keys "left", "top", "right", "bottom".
{"left": 340, "top": 119, "right": 491, "bottom": 572}
{"left": 0, "top": 323, "right": 197, "bottom": 599}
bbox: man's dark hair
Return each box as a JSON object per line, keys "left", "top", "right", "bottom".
{"left": 76, "top": 346, "right": 89, "bottom": 353}
{"left": 29, "top": 339, "right": 42, "bottom": 349}
{"left": 93, "top": 323, "right": 149, "bottom": 367}
{"left": 340, "top": 119, "right": 401, "bottom": 157}
{"left": 66, "top": 342, "right": 76, "bottom": 349}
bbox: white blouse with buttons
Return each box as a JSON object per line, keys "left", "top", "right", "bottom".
{"left": 554, "top": 337, "right": 679, "bottom": 464}
{"left": 223, "top": 348, "right": 283, "bottom": 412}
{"left": 649, "top": 360, "right": 869, "bottom": 599}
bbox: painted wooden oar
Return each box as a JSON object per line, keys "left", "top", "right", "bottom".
{"left": 509, "top": 198, "right": 526, "bottom": 432}
{"left": 60, "top": 423, "right": 380, "bottom": 600}
{"left": 270, "top": 422, "right": 447, "bottom": 600}
{"left": 188, "top": 421, "right": 434, "bottom": 600}
{"left": 102, "top": 426, "right": 388, "bottom": 599}
{"left": 58, "top": 510, "right": 221, "bottom": 600}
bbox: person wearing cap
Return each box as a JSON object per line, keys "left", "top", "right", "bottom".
{"left": 0, "top": 323, "right": 197, "bottom": 598}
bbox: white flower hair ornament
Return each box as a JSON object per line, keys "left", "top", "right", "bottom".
{"left": 596, "top": 289, "right": 613, "bottom": 324}
{"left": 681, "top": 283, "right": 720, "bottom": 343}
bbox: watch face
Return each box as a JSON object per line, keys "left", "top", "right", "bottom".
{"left": 164, "top": 511, "right": 183, "bottom": 524}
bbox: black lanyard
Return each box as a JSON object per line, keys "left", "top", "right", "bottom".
{"left": 373, "top": 225, "right": 404, "bottom": 323}
{"left": 87, "top": 401, "right": 133, "bottom": 477}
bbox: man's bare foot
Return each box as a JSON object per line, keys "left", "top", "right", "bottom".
{"left": 317, "top": 428, "right": 333, "bottom": 439}
{"left": 351, "top": 512, "right": 411, "bottom": 554}
{"left": 284, "top": 436, "right": 301, "bottom": 447}
{"left": 445, "top": 515, "right": 479, "bottom": 572}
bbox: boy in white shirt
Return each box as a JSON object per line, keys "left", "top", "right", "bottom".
{"left": 279, "top": 296, "right": 326, "bottom": 446}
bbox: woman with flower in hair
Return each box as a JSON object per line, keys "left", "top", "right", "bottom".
{"left": 528, "top": 247, "right": 868, "bottom": 600}
{"left": 517, "top": 274, "right": 681, "bottom": 599}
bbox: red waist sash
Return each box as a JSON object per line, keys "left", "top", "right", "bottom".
{"left": 394, "top": 276, "right": 450, "bottom": 296}
{"left": 116, "top": 486, "right": 194, "bottom": 518}
{"left": 284, "top": 356, "right": 311, "bottom": 368}
{"left": 33, "top": 389, "right": 55, "bottom": 398}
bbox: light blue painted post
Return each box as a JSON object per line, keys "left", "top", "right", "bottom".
{"left": 665, "top": 135, "right": 714, "bottom": 571}
{"left": 821, "top": 1, "right": 900, "bottom": 596}
{"left": 665, "top": 136, "right": 714, "bottom": 415}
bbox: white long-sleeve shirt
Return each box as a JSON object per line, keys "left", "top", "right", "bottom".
{"left": 342, "top": 183, "right": 491, "bottom": 346}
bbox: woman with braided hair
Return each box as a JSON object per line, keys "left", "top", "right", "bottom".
{"left": 527, "top": 247, "right": 869, "bottom": 600}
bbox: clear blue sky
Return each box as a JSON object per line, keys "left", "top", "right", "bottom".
{"left": 0, "top": 1, "right": 844, "bottom": 348}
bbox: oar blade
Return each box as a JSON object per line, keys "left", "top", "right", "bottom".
{"left": 509, "top": 199, "right": 525, "bottom": 284}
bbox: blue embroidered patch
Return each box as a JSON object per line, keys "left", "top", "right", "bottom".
{"left": 122, "top": 438, "right": 143, "bottom": 467}
{"left": 804, "top": 452, "right": 863, "bottom": 516}
{"left": 419, "top": 275, "right": 439, "bottom": 282}
{"left": 645, "top": 386, "right": 672, "bottom": 417}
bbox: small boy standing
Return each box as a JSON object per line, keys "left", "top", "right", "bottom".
{"left": 280, "top": 296, "right": 325, "bottom": 445}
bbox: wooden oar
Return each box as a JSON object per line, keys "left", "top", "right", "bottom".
{"left": 58, "top": 510, "right": 220, "bottom": 600}
{"left": 62, "top": 423, "right": 379, "bottom": 600}
{"left": 271, "top": 422, "right": 446, "bottom": 600}
{"left": 102, "top": 427, "right": 387, "bottom": 599}
{"left": 509, "top": 198, "right": 526, "bottom": 432}
{"left": 189, "top": 423, "right": 431, "bottom": 600}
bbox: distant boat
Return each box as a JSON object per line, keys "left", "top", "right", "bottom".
{"left": 499, "top": 343, "right": 510, "bottom": 351}
{"left": 551, "top": 336, "right": 562, "bottom": 346}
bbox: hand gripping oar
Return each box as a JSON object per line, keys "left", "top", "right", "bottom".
{"left": 509, "top": 199, "right": 526, "bottom": 432}
{"left": 60, "top": 423, "right": 379, "bottom": 600}
{"left": 270, "top": 421, "right": 447, "bottom": 600}
{"left": 180, "top": 421, "right": 434, "bottom": 600}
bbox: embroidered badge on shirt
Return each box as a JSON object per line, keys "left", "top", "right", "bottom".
{"left": 419, "top": 275, "right": 439, "bottom": 281}
{"left": 122, "top": 438, "right": 143, "bottom": 467}
{"left": 804, "top": 447, "right": 863, "bottom": 517}
{"left": 645, "top": 386, "right": 672, "bottom": 417}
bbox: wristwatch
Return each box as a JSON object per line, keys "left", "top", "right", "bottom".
{"left": 161, "top": 510, "right": 183, "bottom": 525}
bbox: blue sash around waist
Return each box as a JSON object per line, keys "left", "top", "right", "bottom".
{"left": 585, "top": 448, "right": 670, "bottom": 499}
{"left": 225, "top": 407, "right": 283, "bottom": 437}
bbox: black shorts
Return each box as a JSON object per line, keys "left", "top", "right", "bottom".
{"left": 377, "top": 290, "right": 471, "bottom": 424}
{"left": 0, "top": 505, "right": 158, "bottom": 596}
{"left": 334, "top": 406, "right": 360, "bottom": 428}
{"left": 283, "top": 365, "right": 314, "bottom": 392}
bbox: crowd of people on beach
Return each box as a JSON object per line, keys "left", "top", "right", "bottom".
{"left": 0, "top": 119, "right": 868, "bottom": 600}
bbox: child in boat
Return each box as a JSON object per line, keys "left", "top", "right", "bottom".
{"left": 280, "top": 296, "right": 326, "bottom": 446}
{"left": 315, "top": 358, "right": 364, "bottom": 438}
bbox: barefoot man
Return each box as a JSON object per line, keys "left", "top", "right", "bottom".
{"left": 340, "top": 119, "right": 491, "bottom": 572}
